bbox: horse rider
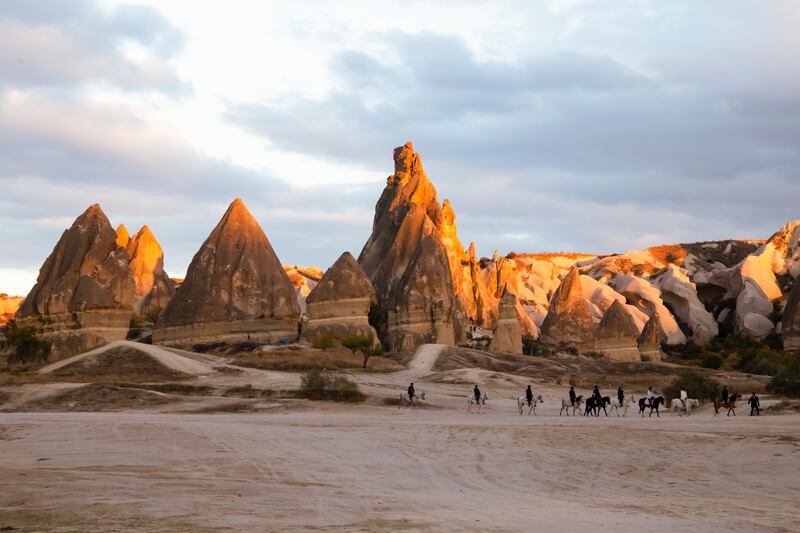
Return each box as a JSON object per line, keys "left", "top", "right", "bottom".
{"left": 646, "top": 386, "right": 655, "bottom": 408}
{"left": 748, "top": 392, "right": 760, "bottom": 416}
{"left": 525, "top": 384, "right": 533, "bottom": 406}
{"left": 474, "top": 384, "right": 482, "bottom": 404}
{"left": 408, "top": 382, "right": 416, "bottom": 401}
{"left": 592, "top": 385, "right": 601, "bottom": 401}
{"left": 680, "top": 388, "right": 688, "bottom": 407}
{"left": 617, "top": 386, "right": 624, "bottom": 405}
{"left": 569, "top": 386, "right": 577, "bottom": 407}
{"left": 721, "top": 386, "right": 729, "bottom": 404}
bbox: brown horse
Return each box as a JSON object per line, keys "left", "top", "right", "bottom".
{"left": 639, "top": 396, "right": 665, "bottom": 417}
{"left": 713, "top": 393, "right": 740, "bottom": 416}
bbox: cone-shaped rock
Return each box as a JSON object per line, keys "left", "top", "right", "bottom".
{"left": 782, "top": 280, "right": 800, "bottom": 351}
{"left": 540, "top": 267, "right": 595, "bottom": 349}
{"left": 125, "top": 225, "right": 175, "bottom": 313}
{"left": 116, "top": 224, "right": 130, "bottom": 248}
{"left": 154, "top": 198, "right": 300, "bottom": 344}
{"left": 387, "top": 234, "right": 456, "bottom": 350}
{"left": 302, "top": 252, "right": 378, "bottom": 343}
{"left": 358, "top": 142, "right": 467, "bottom": 349}
{"left": 489, "top": 285, "right": 523, "bottom": 354}
{"left": 594, "top": 300, "right": 641, "bottom": 362}
{"left": 17, "top": 204, "right": 135, "bottom": 359}
{"left": 638, "top": 312, "right": 663, "bottom": 361}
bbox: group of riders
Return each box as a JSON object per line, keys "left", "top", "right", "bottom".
{"left": 407, "top": 381, "right": 762, "bottom": 415}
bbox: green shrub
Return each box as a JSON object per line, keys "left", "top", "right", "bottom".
{"left": 522, "top": 336, "right": 553, "bottom": 356}
{"left": 341, "top": 333, "right": 376, "bottom": 367}
{"left": 312, "top": 331, "right": 337, "bottom": 350}
{"left": 766, "top": 358, "right": 800, "bottom": 398}
{"left": 664, "top": 371, "right": 720, "bottom": 401}
{"left": 298, "top": 369, "right": 365, "bottom": 402}
{"left": 143, "top": 306, "right": 163, "bottom": 323}
{"left": 701, "top": 353, "right": 723, "bottom": 369}
{"left": 1, "top": 321, "right": 51, "bottom": 365}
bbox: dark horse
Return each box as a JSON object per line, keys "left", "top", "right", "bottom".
{"left": 713, "top": 393, "right": 740, "bottom": 416}
{"left": 639, "top": 396, "right": 666, "bottom": 417}
{"left": 584, "top": 396, "right": 611, "bottom": 417}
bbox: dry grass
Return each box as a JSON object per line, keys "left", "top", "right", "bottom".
{"left": 117, "top": 383, "right": 214, "bottom": 396}
{"left": 222, "top": 385, "right": 275, "bottom": 398}
{"left": 19, "top": 384, "right": 175, "bottom": 412}
{"left": 232, "top": 348, "right": 403, "bottom": 372}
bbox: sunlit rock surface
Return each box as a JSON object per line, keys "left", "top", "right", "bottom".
{"left": 488, "top": 286, "right": 523, "bottom": 354}
{"left": 284, "top": 265, "right": 323, "bottom": 314}
{"left": 540, "top": 267, "right": 596, "bottom": 349}
{"left": 0, "top": 294, "right": 24, "bottom": 325}
{"left": 154, "top": 198, "right": 300, "bottom": 344}
{"left": 124, "top": 225, "right": 175, "bottom": 313}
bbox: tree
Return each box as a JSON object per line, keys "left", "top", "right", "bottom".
{"left": 1, "top": 321, "right": 52, "bottom": 365}
{"left": 363, "top": 344, "right": 384, "bottom": 369}
{"left": 341, "top": 334, "right": 377, "bottom": 368}
{"left": 664, "top": 371, "right": 720, "bottom": 402}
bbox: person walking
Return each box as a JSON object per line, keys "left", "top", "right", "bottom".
{"left": 748, "top": 392, "right": 760, "bottom": 416}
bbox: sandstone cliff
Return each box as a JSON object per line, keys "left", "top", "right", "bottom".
{"left": 594, "top": 300, "right": 641, "bottom": 362}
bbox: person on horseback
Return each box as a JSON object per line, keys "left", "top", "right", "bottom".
{"left": 474, "top": 384, "right": 482, "bottom": 404}
{"left": 408, "top": 383, "right": 416, "bottom": 401}
{"left": 617, "top": 386, "right": 624, "bottom": 405}
{"left": 525, "top": 385, "right": 533, "bottom": 406}
{"left": 680, "top": 388, "right": 688, "bottom": 407}
{"left": 748, "top": 392, "right": 760, "bottom": 416}
{"left": 722, "top": 386, "right": 729, "bottom": 404}
{"left": 593, "top": 385, "right": 601, "bottom": 401}
{"left": 569, "top": 386, "right": 577, "bottom": 407}
{"left": 646, "top": 386, "right": 655, "bottom": 408}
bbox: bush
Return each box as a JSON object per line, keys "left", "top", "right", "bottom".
{"left": 664, "top": 371, "right": 720, "bottom": 401}
{"left": 143, "top": 306, "right": 163, "bottom": 323}
{"left": 701, "top": 353, "right": 723, "bottom": 369}
{"left": 298, "top": 369, "right": 365, "bottom": 402}
{"left": 341, "top": 334, "right": 376, "bottom": 368}
{"left": 312, "top": 331, "right": 337, "bottom": 350}
{"left": 766, "top": 358, "right": 800, "bottom": 398}
{"left": 1, "top": 321, "right": 52, "bottom": 365}
{"left": 522, "top": 336, "right": 553, "bottom": 356}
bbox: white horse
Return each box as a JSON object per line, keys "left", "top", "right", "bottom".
{"left": 609, "top": 395, "right": 636, "bottom": 417}
{"left": 670, "top": 398, "right": 700, "bottom": 416}
{"left": 517, "top": 393, "right": 543, "bottom": 415}
{"left": 467, "top": 393, "right": 489, "bottom": 413}
{"left": 559, "top": 395, "right": 583, "bottom": 416}
{"left": 399, "top": 391, "right": 426, "bottom": 410}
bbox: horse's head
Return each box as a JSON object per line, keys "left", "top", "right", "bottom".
{"left": 482, "top": 394, "right": 489, "bottom": 404}
{"left": 420, "top": 392, "right": 426, "bottom": 400}
{"left": 536, "top": 393, "right": 543, "bottom": 403}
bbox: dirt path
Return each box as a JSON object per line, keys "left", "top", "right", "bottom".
{"left": 407, "top": 343, "right": 446, "bottom": 377}
{"left": 38, "top": 341, "right": 217, "bottom": 376}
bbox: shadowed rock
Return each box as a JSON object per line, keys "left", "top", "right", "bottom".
{"left": 302, "top": 252, "right": 378, "bottom": 342}
{"left": 782, "top": 280, "right": 800, "bottom": 351}
{"left": 540, "top": 267, "right": 596, "bottom": 349}
{"left": 488, "top": 286, "right": 523, "bottom": 354}
{"left": 154, "top": 198, "right": 300, "bottom": 344}
{"left": 638, "top": 312, "right": 663, "bottom": 361}
{"left": 17, "top": 204, "right": 135, "bottom": 359}
{"left": 594, "top": 300, "right": 641, "bottom": 362}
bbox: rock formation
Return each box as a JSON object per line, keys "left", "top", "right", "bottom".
{"left": 540, "top": 267, "right": 596, "bottom": 349}
{"left": 16, "top": 204, "right": 135, "bottom": 359}
{"left": 637, "top": 312, "right": 663, "bottom": 362}
{"left": 358, "top": 142, "right": 466, "bottom": 349}
{"left": 611, "top": 275, "right": 686, "bottom": 345}
{"left": 154, "top": 198, "right": 300, "bottom": 344}
{"left": 115, "top": 224, "right": 130, "bottom": 248}
{"left": 284, "top": 265, "right": 323, "bottom": 313}
{"left": 124, "top": 225, "right": 175, "bottom": 313}
{"left": 386, "top": 235, "right": 457, "bottom": 350}
{"left": 782, "top": 280, "right": 800, "bottom": 351}
{"left": 654, "top": 265, "right": 718, "bottom": 345}
{"left": 594, "top": 300, "right": 642, "bottom": 362}
{"left": 488, "top": 286, "right": 523, "bottom": 354}
{"left": 302, "top": 252, "right": 377, "bottom": 343}
{"left": 0, "top": 294, "right": 24, "bottom": 325}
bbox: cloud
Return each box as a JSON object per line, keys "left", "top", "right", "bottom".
{"left": 0, "top": 0, "right": 187, "bottom": 93}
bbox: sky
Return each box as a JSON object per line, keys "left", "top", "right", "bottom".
{"left": 1, "top": 0, "right": 799, "bottom": 295}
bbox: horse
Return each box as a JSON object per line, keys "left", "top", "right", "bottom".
{"left": 517, "top": 393, "right": 543, "bottom": 415}
{"left": 560, "top": 395, "right": 583, "bottom": 416}
{"left": 609, "top": 395, "right": 635, "bottom": 417}
{"left": 467, "top": 393, "right": 489, "bottom": 413}
{"left": 398, "top": 391, "right": 426, "bottom": 410}
{"left": 713, "top": 393, "right": 740, "bottom": 416}
{"left": 639, "top": 396, "right": 666, "bottom": 417}
{"left": 669, "top": 398, "right": 700, "bottom": 416}
{"left": 584, "top": 396, "right": 611, "bottom": 417}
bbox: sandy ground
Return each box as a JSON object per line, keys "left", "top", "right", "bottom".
{"left": 2, "top": 345, "right": 799, "bottom": 532}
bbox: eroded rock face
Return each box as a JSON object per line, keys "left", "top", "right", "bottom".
{"left": 284, "top": 265, "right": 323, "bottom": 314}
{"left": 540, "top": 267, "right": 596, "bottom": 349}
{"left": 610, "top": 275, "right": 686, "bottom": 345}
{"left": 16, "top": 204, "right": 135, "bottom": 359}
{"left": 654, "top": 265, "right": 718, "bottom": 345}
{"left": 594, "top": 300, "right": 641, "bottom": 362}
{"left": 358, "top": 142, "right": 464, "bottom": 349}
{"left": 125, "top": 225, "right": 175, "bottom": 313}
{"left": 115, "top": 224, "right": 130, "bottom": 248}
{"left": 302, "top": 252, "right": 377, "bottom": 342}
{"left": 387, "top": 235, "right": 456, "bottom": 350}
{"left": 781, "top": 280, "right": 800, "bottom": 351}
{"left": 638, "top": 312, "right": 663, "bottom": 362}
{"left": 154, "top": 198, "right": 300, "bottom": 344}
{"left": 0, "top": 294, "right": 24, "bottom": 325}
{"left": 488, "top": 286, "right": 522, "bottom": 354}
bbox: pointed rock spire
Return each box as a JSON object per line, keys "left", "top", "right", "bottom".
{"left": 116, "top": 224, "right": 130, "bottom": 248}
{"left": 638, "top": 312, "right": 663, "bottom": 361}
{"left": 540, "top": 267, "right": 595, "bottom": 348}
{"left": 154, "top": 198, "right": 300, "bottom": 343}
{"left": 594, "top": 300, "right": 641, "bottom": 362}
{"left": 306, "top": 252, "right": 375, "bottom": 304}
{"left": 125, "top": 225, "right": 175, "bottom": 312}
{"left": 489, "top": 285, "right": 523, "bottom": 354}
